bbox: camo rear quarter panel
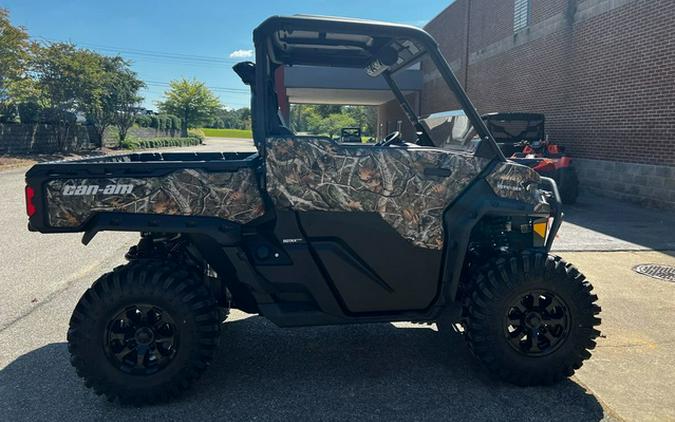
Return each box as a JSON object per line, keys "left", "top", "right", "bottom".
{"left": 45, "top": 167, "right": 265, "bottom": 228}
{"left": 265, "top": 137, "right": 489, "bottom": 249}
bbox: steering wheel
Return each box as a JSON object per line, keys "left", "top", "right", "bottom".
{"left": 378, "top": 131, "right": 402, "bottom": 147}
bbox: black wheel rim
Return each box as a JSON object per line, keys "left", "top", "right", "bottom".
{"left": 104, "top": 304, "right": 179, "bottom": 375}
{"left": 504, "top": 290, "right": 570, "bottom": 357}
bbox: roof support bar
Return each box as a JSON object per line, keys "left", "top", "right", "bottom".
{"left": 382, "top": 71, "right": 432, "bottom": 146}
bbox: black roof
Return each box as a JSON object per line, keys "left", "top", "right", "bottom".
{"left": 253, "top": 15, "right": 438, "bottom": 68}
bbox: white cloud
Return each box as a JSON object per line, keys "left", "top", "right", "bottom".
{"left": 229, "top": 49, "right": 254, "bottom": 58}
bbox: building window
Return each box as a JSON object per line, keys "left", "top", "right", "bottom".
{"left": 513, "top": 0, "right": 530, "bottom": 32}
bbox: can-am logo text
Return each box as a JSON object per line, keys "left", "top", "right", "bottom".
{"left": 496, "top": 182, "right": 524, "bottom": 192}
{"left": 62, "top": 184, "right": 134, "bottom": 196}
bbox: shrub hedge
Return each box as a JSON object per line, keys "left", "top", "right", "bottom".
{"left": 188, "top": 128, "right": 206, "bottom": 141}
{"left": 121, "top": 136, "right": 202, "bottom": 150}
{"left": 135, "top": 115, "right": 151, "bottom": 127}
{"left": 134, "top": 114, "right": 181, "bottom": 131}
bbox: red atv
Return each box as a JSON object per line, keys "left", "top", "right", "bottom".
{"left": 483, "top": 112, "right": 579, "bottom": 204}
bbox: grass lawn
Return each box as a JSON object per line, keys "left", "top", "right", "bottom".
{"left": 200, "top": 128, "right": 252, "bottom": 139}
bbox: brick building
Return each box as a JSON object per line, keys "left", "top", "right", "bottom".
{"left": 381, "top": 0, "right": 675, "bottom": 208}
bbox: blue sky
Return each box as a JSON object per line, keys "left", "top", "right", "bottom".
{"left": 3, "top": 0, "right": 452, "bottom": 109}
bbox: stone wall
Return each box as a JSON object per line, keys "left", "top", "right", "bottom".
{"left": 0, "top": 123, "right": 180, "bottom": 154}
{"left": 0, "top": 123, "right": 97, "bottom": 154}
{"left": 575, "top": 158, "right": 675, "bottom": 209}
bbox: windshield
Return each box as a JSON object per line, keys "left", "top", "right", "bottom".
{"left": 419, "top": 110, "right": 478, "bottom": 151}
{"left": 374, "top": 40, "right": 481, "bottom": 152}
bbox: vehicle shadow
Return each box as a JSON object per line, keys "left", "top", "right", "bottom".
{"left": 556, "top": 193, "right": 675, "bottom": 254}
{"left": 0, "top": 315, "right": 607, "bottom": 421}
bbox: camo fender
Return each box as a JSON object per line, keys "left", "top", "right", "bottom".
{"left": 485, "top": 161, "right": 548, "bottom": 209}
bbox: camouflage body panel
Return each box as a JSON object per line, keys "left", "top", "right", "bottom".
{"left": 45, "top": 168, "right": 264, "bottom": 228}
{"left": 485, "top": 161, "right": 549, "bottom": 211}
{"left": 265, "top": 137, "right": 489, "bottom": 249}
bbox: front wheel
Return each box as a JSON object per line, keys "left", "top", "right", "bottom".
{"left": 463, "top": 252, "right": 601, "bottom": 386}
{"left": 68, "top": 261, "right": 221, "bottom": 404}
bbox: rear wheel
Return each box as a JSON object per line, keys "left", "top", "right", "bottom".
{"left": 68, "top": 261, "right": 220, "bottom": 404}
{"left": 463, "top": 252, "right": 601, "bottom": 386}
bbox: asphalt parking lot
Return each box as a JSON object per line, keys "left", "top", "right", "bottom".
{"left": 0, "top": 140, "right": 673, "bottom": 421}
{"left": 0, "top": 305, "right": 612, "bottom": 421}
{"left": 553, "top": 194, "right": 675, "bottom": 252}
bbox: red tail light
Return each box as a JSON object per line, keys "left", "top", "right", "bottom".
{"left": 25, "top": 186, "right": 36, "bottom": 217}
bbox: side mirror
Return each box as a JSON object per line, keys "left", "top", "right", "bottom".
{"left": 233, "top": 61, "right": 255, "bottom": 86}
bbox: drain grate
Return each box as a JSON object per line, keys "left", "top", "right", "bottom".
{"left": 633, "top": 264, "right": 675, "bottom": 282}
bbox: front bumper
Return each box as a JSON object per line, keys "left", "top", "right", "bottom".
{"left": 538, "top": 176, "right": 563, "bottom": 251}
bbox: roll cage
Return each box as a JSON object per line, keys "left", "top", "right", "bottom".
{"left": 246, "top": 15, "right": 506, "bottom": 162}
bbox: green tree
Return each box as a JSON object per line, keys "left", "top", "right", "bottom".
{"left": 31, "top": 43, "right": 145, "bottom": 147}
{"left": 290, "top": 104, "right": 375, "bottom": 138}
{"left": 238, "top": 107, "right": 252, "bottom": 129}
{"left": 81, "top": 55, "right": 123, "bottom": 146}
{"left": 214, "top": 107, "right": 251, "bottom": 129}
{"left": 320, "top": 113, "right": 358, "bottom": 138}
{"left": 314, "top": 104, "right": 342, "bottom": 116}
{"left": 31, "top": 42, "right": 92, "bottom": 149}
{"left": 0, "top": 9, "right": 32, "bottom": 122}
{"left": 289, "top": 104, "right": 311, "bottom": 133}
{"left": 208, "top": 116, "right": 224, "bottom": 128}
{"left": 111, "top": 69, "right": 145, "bottom": 144}
{"left": 344, "top": 106, "right": 377, "bottom": 136}
{"left": 157, "top": 79, "right": 221, "bottom": 136}
{"left": 10, "top": 77, "right": 44, "bottom": 123}
{"left": 85, "top": 55, "right": 145, "bottom": 145}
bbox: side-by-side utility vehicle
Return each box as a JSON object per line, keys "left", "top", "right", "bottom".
{"left": 25, "top": 16, "right": 600, "bottom": 404}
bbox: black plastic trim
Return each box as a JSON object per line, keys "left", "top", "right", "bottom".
{"left": 439, "top": 178, "right": 551, "bottom": 302}
{"left": 79, "top": 213, "right": 242, "bottom": 245}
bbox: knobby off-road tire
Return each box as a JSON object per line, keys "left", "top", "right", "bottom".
{"left": 68, "top": 261, "right": 220, "bottom": 405}
{"left": 463, "top": 252, "right": 601, "bottom": 386}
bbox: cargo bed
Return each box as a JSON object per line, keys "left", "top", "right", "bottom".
{"left": 25, "top": 151, "right": 265, "bottom": 237}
